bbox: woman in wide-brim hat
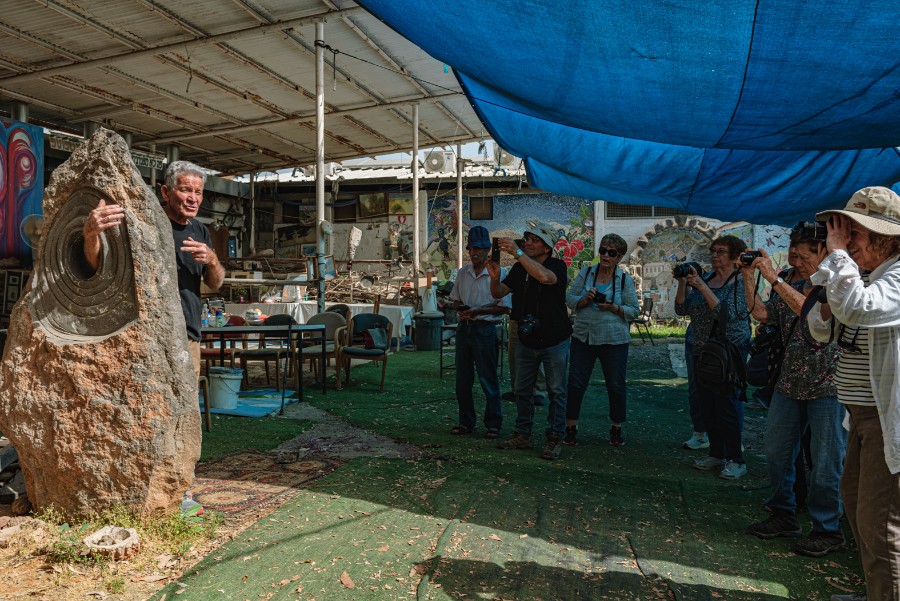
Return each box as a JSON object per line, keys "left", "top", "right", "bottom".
{"left": 807, "top": 186, "right": 900, "bottom": 601}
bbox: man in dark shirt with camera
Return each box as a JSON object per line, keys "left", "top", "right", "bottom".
{"left": 487, "top": 221, "right": 572, "bottom": 460}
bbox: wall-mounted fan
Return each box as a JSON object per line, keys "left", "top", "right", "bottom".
{"left": 424, "top": 149, "right": 455, "bottom": 173}
{"left": 20, "top": 214, "right": 44, "bottom": 248}
{"left": 493, "top": 145, "right": 519, "bottom": 167}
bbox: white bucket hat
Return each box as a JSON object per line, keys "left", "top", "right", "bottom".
{"left": 816, "top": 186, "right": 900, "bottom": 237}
{"left": 523, "top": 221, "right": 560, "bottom": 250}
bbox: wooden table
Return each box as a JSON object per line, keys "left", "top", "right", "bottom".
{"left": 201, "top": 323, "right": 327, "bottom": 413}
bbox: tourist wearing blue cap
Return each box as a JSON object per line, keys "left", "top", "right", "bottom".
{"left": 448, "top": 226, "right": 510, "bottom": 438}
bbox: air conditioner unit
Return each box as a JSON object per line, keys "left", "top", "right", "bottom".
{"left": 424, "top": 150, "right": 455, "bottom": 173}
{"left": 493, "top": 145, "right": 519, "bottom": 167}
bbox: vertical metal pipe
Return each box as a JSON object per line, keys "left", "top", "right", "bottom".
{"left": 150, "top": 143, "right": 157, "bottom": 188}
{"left": 9, "top": 102, "right": 28, "bottom": 123}
{"left": 316, "top": 21, "right": 326, "bottom": 313}
{"left": 412, "top": 103, "right": 420, "bottom": 291}
{"left": 249, "top": 171, "right": 256, "bottom": 254}
{"left": 456, "top": 143, "right": 463, "bottom": 270}
{"left": 121, "top": 132, "right": 132, "bottom": 148}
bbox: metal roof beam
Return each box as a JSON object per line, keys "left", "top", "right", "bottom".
{"left": 146, "top": 92, "right": 459, "bottom": 144}
{"left": 0, "top": 6, "right": 361, "bottom": 86}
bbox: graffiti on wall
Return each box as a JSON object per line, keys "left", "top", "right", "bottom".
{"left": 0, "top": 120, "right": 43, "bottom": 265}
{"left": 426, "top": 192, "right": 593, "bottom": 281}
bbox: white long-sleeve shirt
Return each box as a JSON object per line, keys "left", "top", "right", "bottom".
{"left": 808, "top": 250, "right": 900, "bottom": 473}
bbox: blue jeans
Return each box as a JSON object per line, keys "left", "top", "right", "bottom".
{"left": 566, "top": 337, "right": 629, "bottom": 424}
{"left": 455, "top": 321, "right": 502, "bottom": 431}
{"left": 514, "top": 338, "right": 569, "bottom": 439}
{"left": 765, "top": 391, "right": 847, "bottom": 533}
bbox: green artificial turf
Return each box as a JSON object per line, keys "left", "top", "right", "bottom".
{"left": 199, "top": 415, "right": 313, "bottom": 462}
{"left": 158, "top": 345, "right": 862, "bottom": 600}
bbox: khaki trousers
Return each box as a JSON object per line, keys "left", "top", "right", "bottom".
{"left": 843, "top": 405, "right": 900, "bottom": 601}
{"left": 190, "top": 339, "right": 201, "bottom": 381}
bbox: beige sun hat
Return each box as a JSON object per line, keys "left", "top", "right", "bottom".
{"left": 524, "top": 221, "right": 560, "bottom": 250}
{"left": 816, "top": 186, "right": 900, "bottom": 237}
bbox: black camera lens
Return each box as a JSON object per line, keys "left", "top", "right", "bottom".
{"left": 790, "top": 221, "right": 828, "bottom": 242}
{"left": 672, "top": 261, "right": 702, "bottom": 278}
{"left": 740, "top": 251, "right": 762, "bottom": 266}
{"left": 593, "top": 291, "right": 607, "bottom": 304}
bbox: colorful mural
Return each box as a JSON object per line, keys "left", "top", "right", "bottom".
{"left": 0, "top": 120, "right": 43, "bottom": 265}
{"left": 426, "top": 192, "right": 593, "bottom": 281}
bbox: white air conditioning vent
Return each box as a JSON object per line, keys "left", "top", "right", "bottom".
{"left": 424, "top": 150, "right": 455, "bottom": 173}
{"left": 493, "top": 146, "right": 519, "bottom": 167}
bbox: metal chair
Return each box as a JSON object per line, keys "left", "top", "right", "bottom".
{"left": 631, "top": 298, "right": 655, "bottom": 346}
{"left": 336, "top": 313, "right": 393, "bottom": 392}
{"left": 239, "top": 313, "right": 297, "bottom": 390}
{"left": 300, "top": 312, "right": 347, "bottom": 388}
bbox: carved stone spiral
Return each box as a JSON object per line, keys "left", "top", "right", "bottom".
{"left": 31, "top": 187, "right": 138, "bottom": 344}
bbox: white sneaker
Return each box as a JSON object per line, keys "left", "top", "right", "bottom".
{"left": 719, "top": 461, "right": 747, "bottom": 480}
{"left": 682, "top": 432, "right": 710, "bottom": 450}
{"left": 692, "top": 456, "right": 725, "bottom": 471}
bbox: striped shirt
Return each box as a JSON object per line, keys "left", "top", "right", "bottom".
{"left": 835, "top": 272, "right": 875, "bottom": 406}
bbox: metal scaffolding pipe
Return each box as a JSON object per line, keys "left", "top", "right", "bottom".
{"left": 456, "top": 143, "right": 463, "bottom": 269}
{"left": 412, "top": 103, "right": 420, "bottom": 289}
{"left": 315, "top": 21, "right": 326, "bottom": 313}
{"left": 9, "top": 101, "right": 28, "bottom": 123}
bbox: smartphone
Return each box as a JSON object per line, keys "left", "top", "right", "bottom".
{"left": 491, "top": 237, "right": 501, "bottom": 262}
{"left": 457, "top": 304, "right": 471, "bottom": 311}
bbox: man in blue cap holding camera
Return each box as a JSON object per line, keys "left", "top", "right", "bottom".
{"left": 448, "top": 226, "right": 511, "bottom": 438}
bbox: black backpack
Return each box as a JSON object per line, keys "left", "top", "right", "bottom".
{"left": 695, "top": 272, "right": 747, "bottom": 400}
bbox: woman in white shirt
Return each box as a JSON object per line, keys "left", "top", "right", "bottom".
{"left": 807, "top": 186, "right": 900, "bottom": 601}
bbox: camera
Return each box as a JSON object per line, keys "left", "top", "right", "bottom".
{"left": 491, "top": 237, "right": 501, "bottom": 262}
{"left": 749, "top": 324, "right": 781, "bottom": 356}
{"left": 790, "top": 220, "right": 827, "bottom": 242}
{"left": 593, "top": 290, "right": 608, "bottom": 304}
{"left": 740, "top": 250, "right": 763, "bottom": 266}
{"left": 518, "top": 314, "right": 541, "bottom": 338}
{"left": 672, "top": 261, "right": 702, "bottom": 278}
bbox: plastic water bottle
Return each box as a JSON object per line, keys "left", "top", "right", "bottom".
{"left": 201, "top": 303, "right": 209, "bottom": 328}
{"left": 215, "top": 308, "right": 224, "bottom": 327}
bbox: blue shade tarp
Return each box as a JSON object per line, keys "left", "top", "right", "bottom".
{"left": 357, "top": 0, "right": 900, "bottom": 224}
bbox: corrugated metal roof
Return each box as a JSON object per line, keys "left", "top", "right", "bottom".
{"left": 0, "top": 0, "right": 485, "bottom": 175}
{"left": 238, "top": 156, "right": 527, "bottom": 185}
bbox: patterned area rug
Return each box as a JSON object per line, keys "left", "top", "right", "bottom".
{"left": 193, "top": 451, "right": 340, "bottom": 526}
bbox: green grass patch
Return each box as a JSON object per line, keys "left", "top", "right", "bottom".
{"left": 35, "top": 504, "right": 223, "bottom": 565}
{"left": 199, "top": 415, "right": 313, "bottom": 462}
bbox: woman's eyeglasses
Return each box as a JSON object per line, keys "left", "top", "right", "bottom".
{"left": 597, "top": 247, "right": 620, "bottom": 257}
{"left": 709, "top": 248, "right": 730, "bottom": 256}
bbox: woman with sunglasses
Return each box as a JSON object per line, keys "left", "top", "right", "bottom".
{"left": 675, "top": 235, "right": 755, "bottom": 480}
{"left": 563, "top": 234, "right": 639, "bottom": 446}
{"left": 740, "top": 239, "right": 844, "bottom": 558}
{"left": 806, "top": 187, "right": 900, "bottom": 601}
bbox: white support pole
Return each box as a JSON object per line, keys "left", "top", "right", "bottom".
{"left": 412, "top": 103, "right": 421, "bottom": 291}
{"left": 316, "top": 21, "right": 327, "bottom": 313}
{"left": 249, "top": 171, "right": 256, "bottom": 254}
{"left": 456, "top": 143, "right": 463, "bottom": 269}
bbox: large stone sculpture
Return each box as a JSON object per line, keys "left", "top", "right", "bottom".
{"left": 0, "top": 129, "right": 200, "bottom": 517}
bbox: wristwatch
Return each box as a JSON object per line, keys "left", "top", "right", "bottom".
{"left": 516, "top": 248, "right": 524, "bottom": 257}
{"left": 771, "top": 276, "right": 785, "bottom": 287}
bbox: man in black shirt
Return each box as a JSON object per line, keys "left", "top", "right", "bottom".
{"left": 488, "top": 222, "right": 571, "bottom": 460}
{"left": 83, "top": 161, "right": 224, "bottom": 378}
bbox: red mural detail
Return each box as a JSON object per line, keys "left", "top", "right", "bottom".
{"left": 5, "top": 129, "right": 37, "bottom": 257}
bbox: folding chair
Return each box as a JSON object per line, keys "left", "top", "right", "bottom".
{"left": 631, "top": 298, "right": 654, "bottom": 346}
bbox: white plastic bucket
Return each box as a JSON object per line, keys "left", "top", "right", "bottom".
{"left": 208, "top": 367, "right": 243, "bottom": 410}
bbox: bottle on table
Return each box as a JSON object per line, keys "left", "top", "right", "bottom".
{"left": 201, "top": 302, "right": 209, "bottom": 328}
